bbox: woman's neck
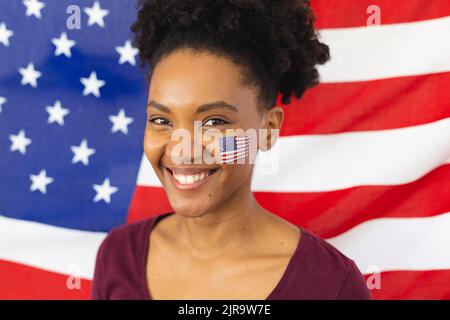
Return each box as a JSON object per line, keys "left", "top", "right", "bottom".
{"left": 174, "top": 185, "right": 267, "bottom": 260}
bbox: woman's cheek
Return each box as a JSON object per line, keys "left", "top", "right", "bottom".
{"left": 143, "top": 131, "right": 165, "bottom": 168}
{"left": 222, "top": 163, "right": 252, "bottom": 187}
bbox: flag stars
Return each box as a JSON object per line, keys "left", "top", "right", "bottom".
{"left": 80, "top": 71, "right": 105, "bottom": 98}
{"left": 19, "top": 62, "right": 42, "bottom": 88}
{"left": 52, "top": 32, "right": 76, "bottom": 58}
{"left": 93, "top": 178, "right": 118, "bottom": 204}
{"left": 116, "top": 40, "right": 138, "bottom": 66}
{"left": 30, "top": 169, "right": 53, "bottom": 194}
{"left": 84, "top": 1, "right": 109, "bottom": 28}
{"left": 23, "top": 0, "right": 45, "bottom": 19}
{"left": 0, "top": 22, "right": 14, "bottom": 47}
{"left": 71, "top": 139, "right": 96, "bottom": 166}
{"left": 46, "top": 100, "right": 70, "bottom": 126}
{"left": 0, "top": 96, "right": 6, "bottom": 113}
{"left": 9, "top": 129, "right": 32, "bottom": 155}
{"left": 109, "top": 109, "right": 134, "bottom": 134}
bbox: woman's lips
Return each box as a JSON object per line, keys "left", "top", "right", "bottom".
{"left": 164, "top": 166, "right": 219, "bottom": 190}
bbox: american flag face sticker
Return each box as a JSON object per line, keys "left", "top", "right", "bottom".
{"left": 218, "top": 135, "right": 250, "bottom": 164}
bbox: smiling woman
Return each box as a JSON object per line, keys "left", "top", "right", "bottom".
{"left": 91, "top": 0, "right": 371, "bottom": 300}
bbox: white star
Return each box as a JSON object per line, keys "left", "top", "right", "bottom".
{"left": 19, "top": 63, "right": 42, "bottom": 88}
{"left": 71, "top": 139, "right": 96, "bottom": 166}
{"left": 30, "top": 169, "right": 53, "bottom": 194}
{"left": 0, "top": 22, "right": 14, "bottom": 47}
{"left": 9, "top": 129, "right": 32, "bottom": 155}
{"left": 0, "top": 96, "right": 6, "bottom": 113}
{"left": 84, "top": 1, "right": 109, "bottom": 28}
{"left": 93, "top": 178, "right": 118, "bottom": 204}
{"left": 46, "top": 100, "right": 70, "bottom": 126}
{"left": 23, "top": 0, "right": 45, "bottom": 19}
{"left": 109, "top": 109, "right": 134, "bottom": 134}
{"left": 115, "top": 40, "right": 138, "bottom": 66}
{"left": 51, "top": 32, "right": 76, "bottom": 57}
{"left": 80, "top": 71, "right": 105, "bottom": 97}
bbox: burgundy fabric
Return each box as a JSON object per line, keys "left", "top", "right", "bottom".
{"left": 92, "top": 212, "right": 371, "bottom": 300}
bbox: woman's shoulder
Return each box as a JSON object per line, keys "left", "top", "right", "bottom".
{"left": 91, "top": 212, "right": 172, "bottom": 299}
{"left": 97, "top": 212, "right": 172, "bottom": 256}
{"left": 280, "top": 227, "right": 371, "bottom": 300}
{"left": 298, "top": 228, "right": 357, "bottom": 273}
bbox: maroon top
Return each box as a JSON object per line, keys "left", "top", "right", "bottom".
{"left": 92, "top": 212, "right": 371, "bottom": 300}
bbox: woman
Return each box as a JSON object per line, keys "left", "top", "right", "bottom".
{"left": 92, "top": 0, "right": 371, "bottom": 300}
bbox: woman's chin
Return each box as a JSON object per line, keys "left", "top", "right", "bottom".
{"left": 169, "top": 200, "right": 216, "bottom": 218}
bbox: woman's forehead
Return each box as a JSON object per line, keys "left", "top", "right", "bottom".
{"left": 148, "top": 51, "right": 259, "bottom": 112}
{"left": 150, "top": 50, "right": 248, "bottom": 91}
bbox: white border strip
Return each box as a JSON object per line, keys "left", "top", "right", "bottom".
{"left": 317, "top": 16, "right": 450, "bottom": 82}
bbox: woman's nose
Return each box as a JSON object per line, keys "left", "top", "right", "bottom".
{"left": 166, "top": 121, "right": 206, "bottom": 165}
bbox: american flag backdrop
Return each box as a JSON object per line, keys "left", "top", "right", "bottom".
{"left": 0, "top": 0, "right": 450, "bottom": 299}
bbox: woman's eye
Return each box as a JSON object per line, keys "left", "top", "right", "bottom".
{"left": 149, "top": 117, "right": 171, "bottom": 126}
{"left": 203, "top": 118, "right": 230, "bottom": 126}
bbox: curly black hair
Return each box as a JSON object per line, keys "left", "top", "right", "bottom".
{"left": 131, "top": 0, "right": 330, "bottom": 109}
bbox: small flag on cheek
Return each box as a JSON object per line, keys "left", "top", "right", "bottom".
{"left": 218, "top": 135, "right": 250, "bottom": 164}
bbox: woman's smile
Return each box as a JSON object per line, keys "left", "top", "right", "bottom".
{"left": 164, "top": 165, "right": 220, "bottom": 190}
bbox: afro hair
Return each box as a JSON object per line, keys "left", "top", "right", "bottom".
{"left": 131, "top": 0, "right": 330, "bottom": 109}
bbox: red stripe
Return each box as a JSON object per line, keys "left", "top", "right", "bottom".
{"left": 221, "top": 156, "right": 248, "bottom": 162}
{"left": 311, "top": 0, "right": 450, "bottom": 29}
{"left": 0, "top": 259, "right": 92, "bottom": 300}
{"left": 365, "top": 269, "right": 450, "bottom": 299}
{"left": 129, "top": 164, "right": 450, "bottom": 238}
{"left": 127, "top": 187, "right": 172, "bottom": 223}
{"left": 221, "top": 148, "right": 249, "bottom": 155}
{"left": 221, "top": 150, "right": 249, "bottom": 159}
{"left": 278, "top": 72, "right": 450, "bottom": 136}
{"left": 221, "top": 146, "right": 248, "bottom": 154}
{"left": 221, "top": 154, "right": 249, "bottom": 163}
{"left": 256, "top": 164, "right": 450, "bottom": 238}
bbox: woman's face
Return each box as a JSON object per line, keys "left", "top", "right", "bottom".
{"left": 144, "top": 49, "right": 282, "bottom": 217}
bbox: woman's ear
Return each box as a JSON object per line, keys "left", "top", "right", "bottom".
{"left": 259, "top": 105, "right": 284, "bottom": 151}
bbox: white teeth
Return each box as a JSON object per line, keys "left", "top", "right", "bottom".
{"left": 173, "top": 171, "right": 210, "bottom": 185}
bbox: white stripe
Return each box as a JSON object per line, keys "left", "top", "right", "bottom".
{"left": 318, "top": 16, "right": 450, "bottom": 82}
{"left": 137, "top": 117, "right": 450, "bottom": 192}
{"left": 222, "top": 153, "right": 248, "bottom": 160}
{"left": 0, "top": 215, "right": 106, "bottom": 279}
{"left": 326, "top": 211, "right": 450, "bottom": 273}
{"left": 222, "top": 152, "right": 249, "bottom": 163}
{"left": 221, "top": 147, "right": 249, "bottom": 156}
{"left": 222, "top": 151, "right": 249, "bottom": 159}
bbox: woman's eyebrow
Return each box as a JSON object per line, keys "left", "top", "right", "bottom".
{"left": 195, "top": 101, "right": 239, "bottom": 113}
{"left": 147, "top": 100, "right": 171, "bottom": 113}
{"left": 147, "top": 100, "right": 239, "bottom": 113}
